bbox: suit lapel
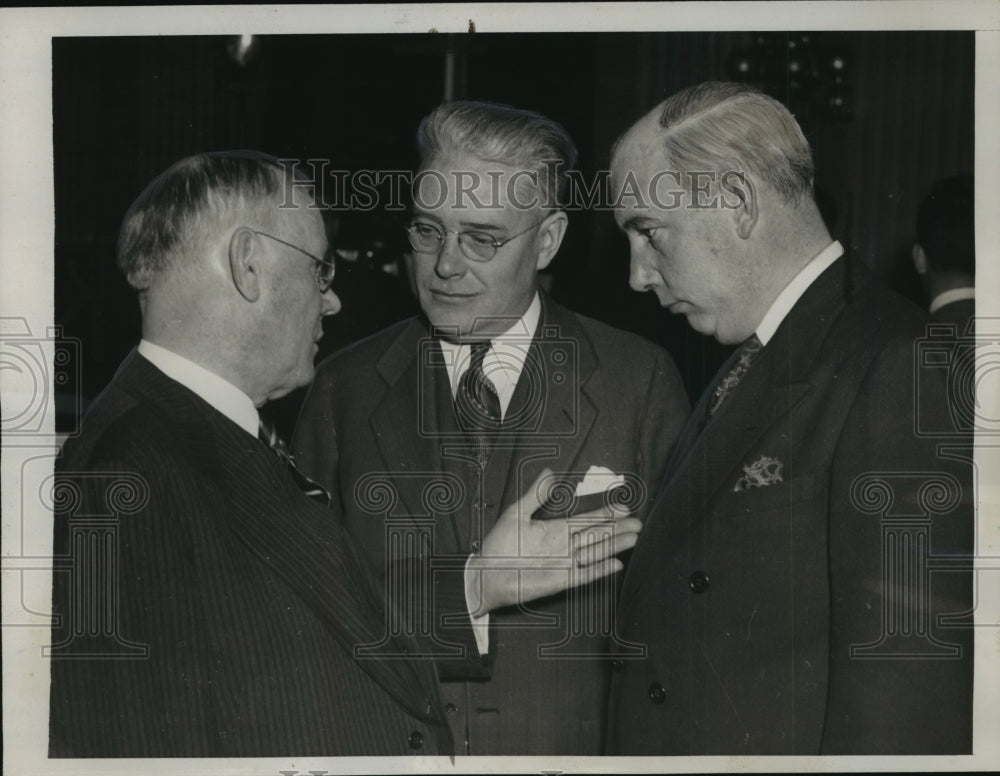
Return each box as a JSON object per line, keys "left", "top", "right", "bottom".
{"left": 211, "top": 410, "right": 443, "bottom": 725}
{"left": 498, "top": 295, "right": 598, "bottom": 509}
{"left": 121, "top": 351, "right": 442, "bottom": 727}
{"left": 666, "top": 346, "right": 812, "bottom": 509}
{"left": 664, "top": 257, "right": 853, "bottom": 503}
{"left": 368, "top": 320, "right": 450, "bottom": 518}
{"left": 621, "top": 258, "right": 854, "bottom": 607}
{"left": 660, "top": 344, "right": 741, "bottom": 479}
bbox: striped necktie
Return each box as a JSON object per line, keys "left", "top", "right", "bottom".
{"left": 258, "top": 418, "right": 332, "bottom": 507}
{"left": 455, "top": 340, "right": 502, "bottom": 468}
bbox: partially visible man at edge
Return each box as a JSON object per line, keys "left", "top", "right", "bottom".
{"left": 605, "top": 82, "right": 974, "bottom": 755}
{"left": 913, "top": 173, "right": 975, "bottom": 332}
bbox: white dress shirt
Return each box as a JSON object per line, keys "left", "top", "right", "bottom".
{"left": 137, "top": 339, "right": 259, "bottom": 437}
{"left": 929, "top": 287, "right": 975, "bottom": 315}
{"left": 438, "top": 292, "right": 542, "bottom": 417}
{"left": 439, "top": 293, "right": 542, "bottom": 655}
{"left": 755, "top": 240, "right": 844, "bottom": 346}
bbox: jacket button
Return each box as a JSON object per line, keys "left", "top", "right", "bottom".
{"left": 445, "top": 702, "right": 458, "bottom": 716}
{"left": 648, "top": 682, "right": 666, "bottom": 704}
{"left": 611, "top": 658, "right": 624, "bottom": 672}
{"left": 689, "top": 570, "right": 710, "bottom": 593}
{"left": 471, "top": 539, "right": 481, "bottom": 552}
{"left": 408, "top": 730, "right": 424, "bottom": 750}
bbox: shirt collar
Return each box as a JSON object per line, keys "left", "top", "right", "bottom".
{"left": 755, "top": 240, "right": 844, "bottom": 346}
{"left": 929, "top": 287, "right": 975, "bottom": 314}
{"left": 439, "top": 292, "right": 542, "bottom": 418}
{"left": 137, "top": 339, "right": 259, "bottom": 438}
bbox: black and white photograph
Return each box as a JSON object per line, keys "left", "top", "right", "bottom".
{"left": 2, "top": 3, "right": 999, "bottom": 774}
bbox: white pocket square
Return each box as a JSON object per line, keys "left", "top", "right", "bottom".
{"left": 734, "top": 455, "right": 784, "bottom": 492}
{"left": 577, "top": 465, "right": 626, "bottom": 496}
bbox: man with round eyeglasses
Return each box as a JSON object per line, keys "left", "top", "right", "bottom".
{"left": 294, "top": 101, "right": 690, "bottom": 755}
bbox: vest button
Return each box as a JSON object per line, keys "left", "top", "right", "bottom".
{"left": 444, "top": 702, "right": 458, "bottom": 716}
{"left": 611, "top": 658, "right": 624, "bottom": 672}
{"left": 648, "top": 682, "right": 666, "bottom": 704}
{"left": 689, "top": 570, "right": 710, "bottom": 593}
{"left": 408, "top": 730, "right": 424, "bottom": 750}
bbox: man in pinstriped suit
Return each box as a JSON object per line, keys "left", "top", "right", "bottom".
{"left": 48, "top": 151, "right": 459, "bottom": 756}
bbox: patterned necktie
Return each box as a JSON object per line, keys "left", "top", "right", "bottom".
{"left": 707, "top": 334, "right": 764, "bottom": 418}
{"left": 258, "top": 418, "right": 332, "bottom": 507}
{"left": 455, "top": 340, "right": 502, "bottom": 468}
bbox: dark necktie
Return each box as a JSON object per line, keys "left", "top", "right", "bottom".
{"left": 455, "top": 340, "right": 502, "bottom": 468}
{"left": 707, "top": 334, "right": 764, "bottom": 418}
{"left": 258, "top": 418, "right": 332, "bottom": 507}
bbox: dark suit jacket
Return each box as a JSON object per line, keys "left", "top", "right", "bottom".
{"left": 49, "top": 352, "right": 452, "bottom": 757}
{"left": 606, "top": 258, "right": 974, "bottom": 755}
{"left": 933, "top": 297, "right": 975, "bottom": 334}
{"left": 293, "top": 293, "right": 690, "bottom": 754}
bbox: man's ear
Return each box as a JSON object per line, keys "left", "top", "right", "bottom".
{"left": 730, "top": 172, "right": 759, "bottom": 240}
{"left": 912, "top": 243, "right": 928, "bottom": 275}
{"left": 535, "top": 210, "right": 568, "bottom": 271}
{"left": 229, "top": 227, "right": 262, "bottom": 302}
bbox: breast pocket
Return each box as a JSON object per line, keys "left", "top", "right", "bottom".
{"left": 716, "top": 472, "right": 818, "bottom": 517}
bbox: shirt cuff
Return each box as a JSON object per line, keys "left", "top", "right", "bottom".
{"left": 464, "top": 554, "right": 490, "bottom": 655}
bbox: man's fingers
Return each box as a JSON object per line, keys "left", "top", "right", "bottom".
{"left": 519, "top": 557, "right": 626, "bottom": 602}
{"left": 573, "top": 529, "right": 639, "bottom": 566}
{"left": 568, "top": 514, "right": 641, "bottom": 535}
{"left": 567, "top": 558, "right": 625, "bottom": 588}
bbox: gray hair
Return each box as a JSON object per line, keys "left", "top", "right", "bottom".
{"left": 629, "top": 81, "right": 814, "bottom": 206}
{"left": 117, "top": 150, "right": 309, "bottom": 290}
{"left": 416, "top": 100, "right": 578, "bottom": 210}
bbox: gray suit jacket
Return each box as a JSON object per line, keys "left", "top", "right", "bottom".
{"left": 294, "top": 293, "right": 689, "bottom": 754}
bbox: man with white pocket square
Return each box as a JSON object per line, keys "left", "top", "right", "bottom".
{"left": 606, "top": 81, "right": 974, "bottom": 755}
{"left": 293, "top": 100, "right": 690, "bottom": 754}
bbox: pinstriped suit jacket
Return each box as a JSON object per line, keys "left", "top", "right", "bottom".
{"left": 49, "top": 351, "right": 452, "bottom": 757}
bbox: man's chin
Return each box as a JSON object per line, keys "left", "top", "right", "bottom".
{"left": 430, "top": 326, "right": 473, "bottom": 343}
{"left": 266, "top": 369, "right": 313, "bottom": 403}
{"left": 424, "top": 312, "right": 472, "bottom": 342}
{"left": 684, "top": 311, "right": 715, "bottom": 336}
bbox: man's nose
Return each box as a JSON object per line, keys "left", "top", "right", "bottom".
{"left": 321, "top": 287, "right": 342, "bottom": 316}
{"left": 434, "top": 234, "right": 466, "bottom": 278}
{"left": 628, "top": 251, "right": 659, "bottom": 294}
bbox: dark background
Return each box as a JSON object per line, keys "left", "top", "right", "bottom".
{"left": 53, "top": 32, "right": 974, "bottom": 435}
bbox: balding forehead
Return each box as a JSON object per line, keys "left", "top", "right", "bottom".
{"left": 619, "top": 112, "right": 665, "bottom": 158}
